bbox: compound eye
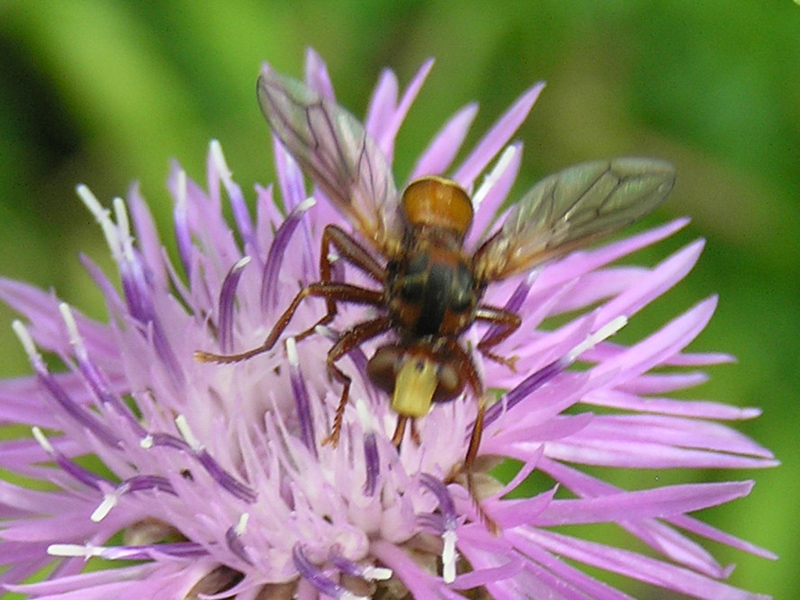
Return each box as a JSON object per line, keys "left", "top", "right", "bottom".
{"left": 433, "top": 361, "right": 463, "bottom": 402}
{"left": 366, "top": 346, "right": 403, "bottom": 395}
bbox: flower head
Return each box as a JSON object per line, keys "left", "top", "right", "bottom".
{"left": 0, "top": 49, "right": 775, "bottom": 600}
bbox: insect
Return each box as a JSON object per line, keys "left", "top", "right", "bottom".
{"left": 197, "top": 65, "right": 675, "bottom": 507}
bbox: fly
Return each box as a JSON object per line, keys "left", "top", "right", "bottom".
{"left": 196, "top": 66, "right": 676, "bottom": 524}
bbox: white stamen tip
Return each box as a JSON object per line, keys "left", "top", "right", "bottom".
{"left": 566, "top": 316, "right": 628, "bottom": 363}
{"left": 341, "top": 593, "right": 369, "bottom": 600}
{"left": 59, "top": 303, "right": 82, "bottom": 347}
{"left": 314, "top": 325, "right": 335, "bottom": 340}
{"left": 32, "top": 426, "right": 54, "bottom": 454}
{"left": 473, "top": 145, "right": 518, "bottom": 209}
{"left": 442, "top": 529, "right": 458, "bottom": 584}
{"left": 140, "top": 434, "right": 154, "bottom": 449}
{"left": 363, "top": 566, "right": 393, "bottom": 581}
{"left": 176, "top": 169, "right": 188, "bottom": 207}
{"left": 355, "top": 398, "right": 375, "bottom": 433}
{"left": 113, "top": 197, "right": 134, "bottom": 260}
{"left": 76, "top": 185, "right": 122, "bottom": 257}
{"left": 286, "top": 337, "right": 299, "bottom": 367}
{"left": 597, "top": 315, "right": 628, "bottom": 341}
{"left": 235, "top": 513, "right": 250, "bottom": 535}
{"left": 12, "top": 320, "right": 38, "bottom": 360}
{"left": 175, "top": 415, "right": 201, "bottom": 450}
{"left": 210, "top": 140, "right": 232, "bottom": 180}
{"left": 496, "top": 144, "right": 518, "bottom": 170}
{"left": 524, "top": 266, "right": 542, "bottom": 285}
{"left": 76, "top": 184, "right": 107, "bottom": 221}
{"left": 297, "top": 196, "right": 317, "bottom": 213}
{"left": 113, "top": 197, "right": 130, "bottom": 235}
{"left": 233, "top": 256, "right": 251, "bottom": 272}
{"left": 91, "top": 493, "right": 119, "bottom": 522}
{"left": 48, "top": 543, "right": 102, "bottom": 558}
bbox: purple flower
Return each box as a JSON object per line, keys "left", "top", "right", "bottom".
{"left": 0, "top": 49, "right": 775, "bottom": 600}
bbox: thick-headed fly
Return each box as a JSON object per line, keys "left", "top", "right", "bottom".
{"left": 197, "top": 66, "right": 675, "bottom": 511}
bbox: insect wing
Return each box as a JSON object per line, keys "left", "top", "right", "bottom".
{"left": 473, "top": 158, "right": 676, "bottom": 282}
{"left": 257, "top": 67, "right": 403, "bottom": 255}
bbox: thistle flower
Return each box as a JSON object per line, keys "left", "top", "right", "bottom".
{"left": 0, "top": 49, "right": 775, "bottom": 600}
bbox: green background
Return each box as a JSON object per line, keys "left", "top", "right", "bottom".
{"left": 0, "top": 1, "right": 796, "bottom": 598}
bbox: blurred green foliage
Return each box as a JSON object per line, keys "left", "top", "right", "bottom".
{"left": 0, "top": 0, "right": 797, "bottom": 597}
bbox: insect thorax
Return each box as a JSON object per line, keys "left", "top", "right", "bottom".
{"left": 386, "top": 228, "right": 479, "bottom": 338}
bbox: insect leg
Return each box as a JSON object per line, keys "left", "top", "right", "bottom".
{"left": 410, "top": 418, "right": 421, "bottom": 446}
{"left": 444, "top": 340, "right": 484, "bottom": 461}
{"left": 389, "top": 415, "right": 422, "bottom": 449}
{"left": 441, "top": 340, "right": 499, "bottom": 532}
{"left": 321, "top": 224, "right": 385, "bottom": 282}
{"left": 391, "top": 415, "right": 410, "bottom": 447}
{"left": 474, "top": 304, "right": 521, "bottom": 370}
{"left": 292, "top": 225, "right": 387, "bottom": 343}
{"left": 464, "top": 393, "right": 498, "bottom": 534}
{"left": 196, "top": 283, "right": 383, "bottom": 364}
{"left": 436, "top": 340, "right": 484, "bottom": 463}
{"left": 321, "top": 315, "right": 393, "bottom": 447}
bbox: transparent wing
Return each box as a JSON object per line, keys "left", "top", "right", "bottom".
{"left": 473, "top": 158, "right": 676, "bottom": 282}
{"left": 257, "top": 66, "right": 403, "bottom": 256}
